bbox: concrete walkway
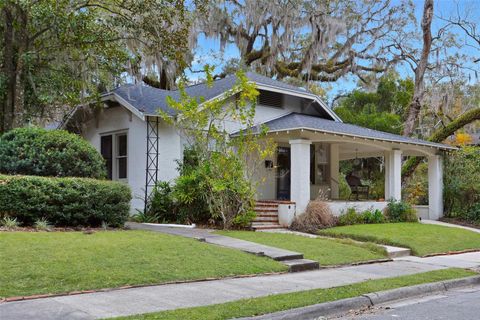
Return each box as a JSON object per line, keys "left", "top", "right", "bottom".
{"left": 421, "top": 219, "right": 480, "bottom": 234}
{"left": 127, "top": 223, "right": 319, "bottom": 271}
{"left": 1, "top": 252, "right": 479, "bottom": 320}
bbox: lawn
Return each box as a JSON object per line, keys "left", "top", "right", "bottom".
{"left": 216, "top": 231, "right": 387, "bottom": 266}
{"left": 0, "top": 230, "right": 286, "bottom": 298}
{"left": 319, "top": 223, "right": 480, "bottom": 256}
{"left": 113, "top": 268, "right": 476, "bottom": 320}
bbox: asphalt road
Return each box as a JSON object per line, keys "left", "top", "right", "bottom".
{"left": 333, "top": 285, "right": 480, "bottom": 320}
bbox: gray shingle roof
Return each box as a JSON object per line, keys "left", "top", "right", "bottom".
{"left": 110, "top": 72, "right": 316, "bottom": 116}
{"left": 255, "top": 113, "right": 455, "bottom": 150}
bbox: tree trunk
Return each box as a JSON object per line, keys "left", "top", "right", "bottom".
{"left": 403, "top": 0, "right": 434, "bottom": 137}
{"left": 1, "top": 6, "right": 15, "bottom": 132}
{"left": 402, "top": 107, "right": 480, "bottom": 180}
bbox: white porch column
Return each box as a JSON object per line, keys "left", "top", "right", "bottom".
{"left": 290, "top": 139, "right": 311, "bottom": 214}
{"left": 330, "top": 144, "right": 340, "bottom": 199}
{"left": 385, "top": 149, "right": 402, "bottom": 201}
{"left": 428, "top": 155, "right": 444, "bottom": 220}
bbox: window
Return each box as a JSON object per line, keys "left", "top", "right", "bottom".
{"left": 100, "top": 132, "right": 128, "bottom": 180}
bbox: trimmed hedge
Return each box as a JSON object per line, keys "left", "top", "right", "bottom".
{"left": 0, "top": 127, "right": 106, "bottom": 178}
{"left": 0, "top": 174, "right": 131, "bottom": 227}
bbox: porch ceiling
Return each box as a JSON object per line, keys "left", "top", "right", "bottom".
{"left": 267, "top": 129, "right": 445, "bottom": 158}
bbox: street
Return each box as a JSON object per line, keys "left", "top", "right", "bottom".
{"left": 334, "top": 285, "right": 480, "bottom": 320}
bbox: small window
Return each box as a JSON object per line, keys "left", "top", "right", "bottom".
{"left": 258, "top": 90, "right": 283, "bottom": 108}
{"left": 100, "top": 132, "right": 128, "bottom": 181}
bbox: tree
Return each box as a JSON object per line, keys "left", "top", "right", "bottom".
{"left": 334, "top": 73, "right": 413, "bottom": 134}
{"left": 161, "top": 67, "right": 276, "bottom": 229}
{"left": 0, "top": 0, "right": 197, "bottom": 132}
{"left": 200, "top": 0, "right": 412, "bottom": 83}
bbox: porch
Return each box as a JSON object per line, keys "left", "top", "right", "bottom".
{"left": 251, "top": 113, "right": 454, "bottom": 224}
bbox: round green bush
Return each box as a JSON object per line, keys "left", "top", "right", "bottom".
{"left": 0, "top": 127, "right": 106, "bottom": 178}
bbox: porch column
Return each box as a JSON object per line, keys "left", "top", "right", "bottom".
{"left": 385, "top": 149, "right": 402, "bottom": 201}
{"left": 330, "top": 144, "right": 340, "bottom": 199}
{"left": 428, "top": 154, "right": 444, "bottom": 220}
{"left": 290, "top": 139, "right": 311, "bottom": 214}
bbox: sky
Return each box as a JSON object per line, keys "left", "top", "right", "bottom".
{"left": 186, "top": 0, "right": 480, "bottom": 105}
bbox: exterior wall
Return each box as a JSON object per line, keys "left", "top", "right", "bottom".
{"left": 82, "top": 106, "right": 182, "bottom": 212}
{"left": 326, "top": 201, "right": 388, "bottom": 217}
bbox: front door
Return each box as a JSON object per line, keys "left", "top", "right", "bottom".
{"left": 276, "top": 147, "right": 291, "bottom": 200}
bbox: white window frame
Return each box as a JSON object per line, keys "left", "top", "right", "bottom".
{"left": 100, "top": 130, "right": 128, "bottom": 182}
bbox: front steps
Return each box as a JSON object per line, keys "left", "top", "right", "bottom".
{"left": 252, "top": 201, "right": 285, "bottom": 230}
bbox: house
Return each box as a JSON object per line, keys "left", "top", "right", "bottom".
{"left": 62, "top": 72, "right": 455, "bottom": 227}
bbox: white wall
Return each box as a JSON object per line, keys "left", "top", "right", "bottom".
{"left": 82, "top": 106, "right": 182, "bottom": 212}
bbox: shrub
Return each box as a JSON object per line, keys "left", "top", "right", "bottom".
{"left": 147, "top": 181, "right": 176, "bottom": 222}
{"left": 465, "top": 203, "right": 480, "bottom": 224}
{"left": 0, "top": 127, "right": 106, "bottom": 178}
{"left": 338, "top": 207, "right": 364, "bottom": 226}
{"left": 1, "top": 216, "right": 19, "bottom": 229}
{"left": 444, "top": 147, "right": 480, "bottom": 218}
{"left": 384, "top": 199, "right": 417, "bottom": 223}
{"left": 361, "top": 209, "right": 385, "bottom": 224}
{"left": 0, "top": 174, "right": 131, "bottom": 227}
{"left": 34, "top": 218, "right": 52, "bottom": 231}
{"left": 291, "top": 201, "right": 337, "bottom": 233}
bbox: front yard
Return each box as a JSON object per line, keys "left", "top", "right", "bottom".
{"left": 319, "top": 223, "right": 480, "bottom": 256}
{"left": 216, "top": 231, "right": 387, "bottom": 265}
{"left": 0, "top": 230, "right": 286, "bottom": 298}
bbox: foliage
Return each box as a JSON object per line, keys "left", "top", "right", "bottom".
{"left": 131, "top": 210, "right": 161, "bottom": 224}
{"left": 0, "top": 127, "right": 106, "bottom": 178}
{"left": 146, "top": 181, "right": 176, "bottom": 223}
{"left": 1, "top": 231, "right": 286, "bottom": 298}
{"left": 444, "top": 147, "right": 480, "bottom": 218}
{"left": 34, "top": 218, "right": 51, "bottom": 231}
{"left": 403, "top": 162, "right": 428, "bottom": 205}
{"left": 338, "top": 208, "right": 364, "bottom": 226}
{"left": 338, "top": 173, "right": 351, "bottom": 200}
{"left": 0, "top": 174, "right": 131, "bottom": 227}
{"left": 384, "top": 199, "right": 418, "bottom": 223}
{"left": 338, "top": 207, "right": 386, "bottom": 226}
{"left": 0, "top": 0, "right": 199, "bottom": 131}
{"left": 454, "top": 133, "right": 473, "bottom": 146}
{"left": 1, "top": 216, "right": 19, "bottom": 229}
{"left": 465, "top": 203, "right": 480, "bottom": 224}
{"left": 160, "top": 68, "right": 275, "bottom": 229}
{"left": 334, "top": 74, "right": 413, "bottom": 134}
{"left": 361, "top": 209, "right": 386, "bottom": 224}
{"left": 290, "top": 201, "right": 337, "bottom": 233}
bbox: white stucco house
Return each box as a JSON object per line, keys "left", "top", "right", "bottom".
{"left": 62, "top": 72, "right": 455, "bottom": 228}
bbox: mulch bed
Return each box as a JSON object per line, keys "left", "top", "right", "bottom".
{"left": 439, "top": 217, "right": 480, "bottom": 230}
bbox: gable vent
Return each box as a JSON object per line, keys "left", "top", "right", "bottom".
{"left": 258, "top": 90, "right": 283, "bottom": 108}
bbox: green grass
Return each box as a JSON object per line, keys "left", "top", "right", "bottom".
{"left": 319, "top": 223, "right": 480, "bottom": 256}
{"left": 216, "top": 231, "right": 387, "bottom": 265}
{"left": 0, "top": 230, "right": 286, "bottom": 298}
{"left": 113, "top": 268, "right": 476, "bottom": 320}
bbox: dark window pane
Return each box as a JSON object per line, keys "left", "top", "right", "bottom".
{"left": 118, "top": 158, "right": 127, "bottom": 179}
{"left": 117, "top": 135, "right": 127, "bottom": 156}
{"left": 100, "top": 135, "right": 113, "bottom": 180}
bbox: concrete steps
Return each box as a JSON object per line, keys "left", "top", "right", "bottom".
{"left": 282, "top": 259, "right": 320, "bottom": 272}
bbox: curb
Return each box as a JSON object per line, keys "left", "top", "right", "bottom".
{"left": 238, "top": 275, "right": 480, "bottom": 320}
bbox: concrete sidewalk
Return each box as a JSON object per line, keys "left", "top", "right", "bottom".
{"left": 421, "top": 219, "right": 480, "bottom": 234}
{"left": 2, "top": 252, "right": 479, "bottom": 320}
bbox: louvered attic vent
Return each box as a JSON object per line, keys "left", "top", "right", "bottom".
{"left": 258, "top": 90, "right": 283, "bottom": 108}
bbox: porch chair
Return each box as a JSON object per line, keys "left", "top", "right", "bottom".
{"left": 345, "top": 172, "right": 369, "bottom": 201}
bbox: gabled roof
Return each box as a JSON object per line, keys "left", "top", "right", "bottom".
{"left": 240, "top": 112, "right": 455, "bottom": 151}
{"left": 108, "top": 72, "right": 340, "bottom": 121}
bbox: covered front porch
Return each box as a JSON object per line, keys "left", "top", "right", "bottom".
{"left": 253, "top": 113, "right": 454, "bottom": 222}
